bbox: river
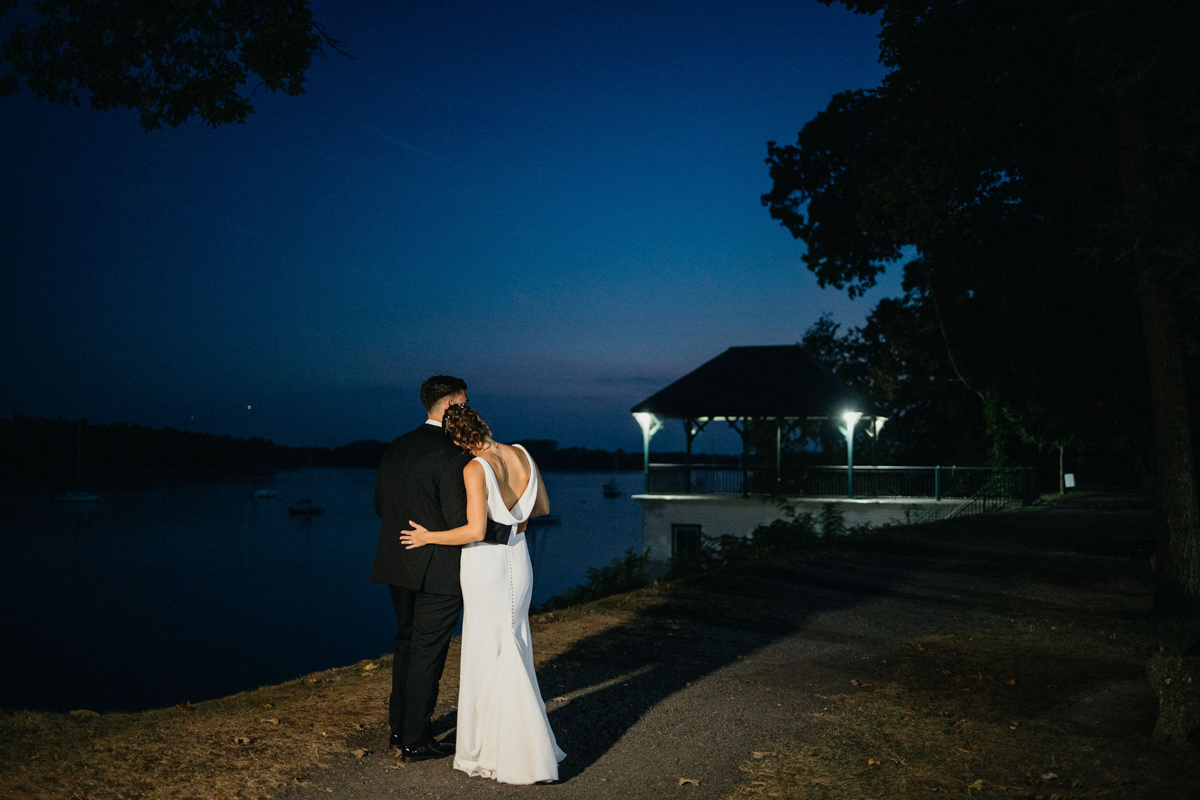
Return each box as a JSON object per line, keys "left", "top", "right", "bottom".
{"left": 0, "top": 468, "right": 644, "bottom": 713}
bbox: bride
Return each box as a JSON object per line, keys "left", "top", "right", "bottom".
{"left": 399, "top": 404, "right": 566, "bottom": 785}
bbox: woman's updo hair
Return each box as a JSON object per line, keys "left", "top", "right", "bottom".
{"left": 443, "top": 403, "right": 491, "bottom": 452}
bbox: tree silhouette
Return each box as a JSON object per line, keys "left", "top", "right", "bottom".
{"left": 764, "top": 0, "right": 1200, "bottom": 617}
{"left": 0, "top": 0, "right": 343, "bottom": 130}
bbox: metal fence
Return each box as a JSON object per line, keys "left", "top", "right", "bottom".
{"left": 645, "top": 464, "right": 1039, "bottom": 503}
{"left": 907, "top": 467, "right": 1035, "bottom": 524}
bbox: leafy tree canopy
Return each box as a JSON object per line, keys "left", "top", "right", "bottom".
{"left": 764, "top": 0, "right": 1200, "bottom": 614}
{"left": 764, "top": 0, "right": 1194, "bottom": 454}
{"left": 0, "top": 0, "right": 343, "bottom": 130}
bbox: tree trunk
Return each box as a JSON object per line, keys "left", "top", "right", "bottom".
{"left": 1059, "top": 445, "right": 1065, "bottom": 496}
{"left": 1116, "top": 95, "right": 1200, "bottom": 618}
{"left": 1138, "top": 268, "right": 1200, "bottom": 617}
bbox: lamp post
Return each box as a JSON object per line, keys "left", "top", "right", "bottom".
{"left": 840, "top": 411, "right": 863, "bottom": 498}
{"left": 633, "top": 412, "right": 663, "bottom": 493}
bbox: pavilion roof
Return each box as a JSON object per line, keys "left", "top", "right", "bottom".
{"left": 631, "top": 345, "right": 883, "bottom": 420}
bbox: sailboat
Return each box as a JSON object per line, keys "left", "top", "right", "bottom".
{"left": 288, "top": 498, "right": 325, "bottom": 516}
{"left": 54, "top": 491, "right": 99, "bottom": 502}
{"left": 602, "top": 453, "right": 621, "bottom": 498}
{"left": 54, "top": 422, "right": 99, "bottom": 502}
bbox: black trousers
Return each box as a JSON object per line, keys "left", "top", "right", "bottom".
{"left": 388, "top": 584, "right": 462, "bottom": 746}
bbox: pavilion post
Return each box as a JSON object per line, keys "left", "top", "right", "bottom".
{"left": 840, "top": 411, "right": 863, "bottom": 499}
{"left": 775, "top": 418, "right": 782, "bottom": 489}
{"left": 847, "top": 430, "right": 855, "bottom": 498}
{"left": 727, "top": 418, "right": 749, "bottom": 497}
{"left": 685, "top": 419, "right": 694, "bottom": 494}
{"left": 742, "top": 435, "right": 749, "bottom": 497}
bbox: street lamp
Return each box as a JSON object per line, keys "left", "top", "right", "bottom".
{"left": 633, "top": 412, "right": 664, "bottom": 492}
{"left": 840, "top": 411, "right": 863, "bottom": 498}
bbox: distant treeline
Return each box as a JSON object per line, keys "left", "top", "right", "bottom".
{"left": 0, "top": 416, "right": 385, "bottom": 483}
{"left": 515, "top": 440, "right": 736, "bottom": 472}
{"left": 514, "top": 440, "right": 638, "bottom": 472}
{"left": 0, "top": 417, "right": 715, "bottom": 484}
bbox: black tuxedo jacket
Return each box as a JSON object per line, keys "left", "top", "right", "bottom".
{"left": 370, "top": 422, "right": 506, "bottom": 595}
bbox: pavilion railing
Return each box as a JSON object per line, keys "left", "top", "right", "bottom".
{"left": 644, "top": 464, "right": 1038, "bottom": 503}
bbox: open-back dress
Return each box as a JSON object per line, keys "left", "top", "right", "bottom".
{"left": 454, "top": 444, "right": 565, "bottom": 784}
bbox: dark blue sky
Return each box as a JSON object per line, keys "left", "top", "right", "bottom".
{"left": 1, "top": 0, "right": 898, "bottom": 453}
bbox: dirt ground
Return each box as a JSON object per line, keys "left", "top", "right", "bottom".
{"left": 3, "top": 493, "right": 1199, "bottom": 799}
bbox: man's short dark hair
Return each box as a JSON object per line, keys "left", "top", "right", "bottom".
{"left": 420, "top": 375, "right": 468, "bottom": 412}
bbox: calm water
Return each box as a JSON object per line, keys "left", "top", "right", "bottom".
{"left": 0, "top": 469, "right": 644, "bottom": 713}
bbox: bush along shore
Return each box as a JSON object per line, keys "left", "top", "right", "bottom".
{"left": 534, "top": 500, "right": 835, "bottom": 611}
{"left": 3, "top": 493, "right": 1199, "bottom": 800}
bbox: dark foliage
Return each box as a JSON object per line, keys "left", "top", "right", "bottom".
{"left": 667, "top": 503, "right": 823, "bottom": 579}
{"left": 0, "top": 0, "right": 343, "bottom": 129}
{"left": 535, "top": 548, "right": 648, "bottom": 612}
{"left": 764, "top": 0, "right": 1200, "bottom": 614}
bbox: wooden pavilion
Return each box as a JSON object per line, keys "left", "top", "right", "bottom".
{"left": 628, "top": 345, "right": 1032, "bottom": 578}
{"left": 630, "top": 344, "right": 886, "bottom": 497}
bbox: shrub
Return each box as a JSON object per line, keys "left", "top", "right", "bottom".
{"left": 535, "top": 548, "right": 648, "bottom": 611}
{"left": 667, "top": 503, "right": 824, "bottom": 578}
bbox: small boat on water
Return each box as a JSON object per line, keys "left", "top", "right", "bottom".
{"left": 53, "top": 492, "right": 99, "bottom": 503}
{"left": 288, "top": 498, "right": 325, "bottom": 516}
{"left": 54, "top": 423, "right": 99, "bottom": 503}
{"left": 602, "top": 480, "right": 621, "bottom": 498}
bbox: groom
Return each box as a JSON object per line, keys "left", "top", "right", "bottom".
{"left": 370, "top": 375, "right": 507, "bottom": 761}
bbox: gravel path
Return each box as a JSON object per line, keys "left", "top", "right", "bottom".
{"left": 279, "top": 497, "right": 1167, "bottom": 799}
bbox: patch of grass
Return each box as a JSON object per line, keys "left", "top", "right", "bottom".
{"left": 0, "top": 658, "right": 395, "bottom": 800}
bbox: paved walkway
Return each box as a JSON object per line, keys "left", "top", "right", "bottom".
{"left": 281, "top": 497, "right": 1166, "bottom": 799}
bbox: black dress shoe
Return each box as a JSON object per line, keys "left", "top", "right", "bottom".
{"left": 400, "top": 739, "right": 455, "bottom": 762}
{"left": 389, "top": 732, "right": 402, "bottom": 749}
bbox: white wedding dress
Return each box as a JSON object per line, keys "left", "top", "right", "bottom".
{"left": 454, "top": 444, "right": 565, "bottom": 784}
